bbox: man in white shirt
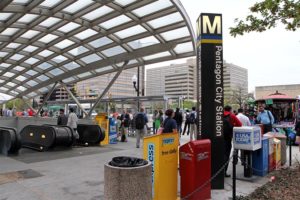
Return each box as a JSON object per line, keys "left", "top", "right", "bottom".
{"left": 189, "top": 107, "right": 197, "bottom": 141}
{"left": 236, "top": 108, "right": 251, "bottom": 166}
{"left": 236, "top": 108, "right": 251, "bottom": 126}
{"left": 67, "top": 107, "right": 79, "bottom": 140}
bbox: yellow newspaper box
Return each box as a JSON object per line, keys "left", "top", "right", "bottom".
{"left": 143, "top": 133, "right": 179, "bottom": 200}
{"left": 273, "top": 138, "right": 281, "bottom": 170}
{"left": 95, "top": 113, "right": 109, "bottom": 145}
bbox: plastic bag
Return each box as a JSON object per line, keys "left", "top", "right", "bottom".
{"left": 109, "top": 156, "right": 148, "bottom": 167}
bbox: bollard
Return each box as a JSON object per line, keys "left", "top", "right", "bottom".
{"left": 232, "top": 149, "right": 238, "bottom": 200}
{"left": 243, "top": 151, "right": 253, "bottom": 177}
{"left": 289, "top": 137, "right": 292, "bottom": 166}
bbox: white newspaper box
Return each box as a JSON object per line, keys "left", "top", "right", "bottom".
{"left": 233, "top": 126, "right": 262, "bottom": 151}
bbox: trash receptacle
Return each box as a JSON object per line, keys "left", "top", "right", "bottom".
{"left": 104, "top": 156, "right": 152, "bottom": 200}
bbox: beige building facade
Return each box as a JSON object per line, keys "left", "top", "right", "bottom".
{"left": 255, "top": 84, "right": 300, "bottom": 99}
{"left": 76, "top": 67, "right": 141, "bottom": 99}
{"left": 146, "top": 58, "right": 197, "bottom": 100}
{"left": 146, "top": 58, "right": 248, "bottom": 101}
{"left": 223, "top": 62, "right": 248, "bottom": 98}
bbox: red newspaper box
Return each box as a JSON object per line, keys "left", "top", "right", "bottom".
{"left": 180, "top": 140, "right": 211, "bottom": 200}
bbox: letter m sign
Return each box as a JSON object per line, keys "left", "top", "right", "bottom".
{"left": 197, "top": 14, "right": 222, "bottom": 37}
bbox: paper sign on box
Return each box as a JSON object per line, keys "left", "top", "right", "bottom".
{"left": 233, "top": 126, "right": 262, "bottom": 151}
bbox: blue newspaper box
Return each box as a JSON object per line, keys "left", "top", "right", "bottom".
{"left": 109, "top": 117, "right": 117, "bottom": 144}
{"left": 252, "top": 137, "right": 269, "bottom": 176}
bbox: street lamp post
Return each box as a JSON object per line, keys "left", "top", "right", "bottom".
{"left": 182, "top": 96, "right": 187, "bottom": 110}
{"left": 132, "top": 72, "right": 139, "bottom": 112}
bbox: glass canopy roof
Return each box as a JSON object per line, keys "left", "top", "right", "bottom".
{"left": 0, "top": 0, "right": 195, "bottom": 101}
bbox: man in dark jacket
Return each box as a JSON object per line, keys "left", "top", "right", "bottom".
{"left": 173, "top": 108, "right": 183, "bottom": 135}
{"left": 120, "top": 109, "right": 130, "bottom": 142}
{"left": 224, "top": 105, "right": 242, "bottom": 177}
{"left": 57, "top": 109, "right": 68, "bottom": 125}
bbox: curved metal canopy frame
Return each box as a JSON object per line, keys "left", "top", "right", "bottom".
{"left": 0, "top": 0, "right": 195, "bottom": 101}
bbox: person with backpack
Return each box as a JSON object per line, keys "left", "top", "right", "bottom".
{"left": 182, "top": 110, "right": 190, "bottom": 136}
{"left": 134, "top": 108, "right": 148, "bottom": 148}
{"left": 224, "top": 105, "right": 242, "bottom": 177}
{"left": 120, "top": 109, "right": 130, "bottom": 142}
{"left": 189, "top": 107, "right": 197, "bottom": 141}
{"left": 257, "top": 105, "right": 274, "bottom": 134}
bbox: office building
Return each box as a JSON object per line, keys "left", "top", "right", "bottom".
{"left": 146, "top": 58, "right": 197, "bottom": 100}
{"left": 76, "top": 67, "right": 142, "bottom": 99}
{"left": 223, "top": 62, "right": 248, "bottom": 99}
{"left": 146, "top": 58, "right": 248, "bottom": 101}
{"left": 39, "top": 85, "right": 74, "bottom": 104}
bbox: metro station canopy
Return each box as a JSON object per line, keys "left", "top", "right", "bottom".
{"left": 0, "top": 0, "right": 195, "bottom": 101}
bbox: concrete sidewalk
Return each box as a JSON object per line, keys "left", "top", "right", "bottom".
{"left": 0, "top": 135, "right": 299, "bottom": 200}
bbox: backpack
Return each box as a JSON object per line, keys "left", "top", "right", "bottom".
{"left": 189, "top": 112, "right": 196, "bottom": 124}
{"left": 223, "top": 114, "right": 233, "bottom": 140}
{"left": 185, "top": 113, "right": 191, "bottom": 123}
{"left": 135, "top": 113, "right": 145, "bottom": 130}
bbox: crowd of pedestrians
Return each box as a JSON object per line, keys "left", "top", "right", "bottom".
{"left": 113, "top": 107, "right": 200, "bottom": 149}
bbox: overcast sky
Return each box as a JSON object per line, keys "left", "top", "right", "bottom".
{"left": 148, "top": 0, "right": 300, "bottom": 93}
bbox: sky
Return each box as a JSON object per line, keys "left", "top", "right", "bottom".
{"left": 1, "top": 0, "right": 299, "bottom": 101}
{"left": 147, "top": 0, "right": 300, "bottom": 93}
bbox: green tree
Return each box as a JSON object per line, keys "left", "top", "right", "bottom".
{"left": 224, "top": 85, "right": 248, "bottom": 109}
{"left": 183, "top": 100, "right": 196, "bottom": 110}
{"left": 230, "top": 0, "right": 300, "bottom": 37}
{"left": 6, "top": 98, "right": 26, "bottom": 111}
{"left": 152, "top": 102, "right": 164, "bottom": 111}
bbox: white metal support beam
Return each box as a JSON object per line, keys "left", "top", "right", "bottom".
{"left": 87, "top": 60, "right": 129, "bottom": 118}
{"left": 60, "top": 81, "right": 89, "bottom": 117}
{"left": 23, "top": 98, "right": 36, "bottom": 113}
{"left": 35, "top": 82, "right": 58, "bottom": 117}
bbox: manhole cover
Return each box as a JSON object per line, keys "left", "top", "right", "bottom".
{"left": 0, "top": 169, "right": 43, "bottom": 185}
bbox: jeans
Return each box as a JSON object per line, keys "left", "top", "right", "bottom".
{"left": 136, "top": 126, "right": 146, "bottom": 147}
{"left": 177, "top": 123, "right": 182, "bottom": 134}
{"left": 190, "top": 123, "right": 197, "bottom": 140}
{"left": 182, "top": 122, "right": 190, "bottom": 135}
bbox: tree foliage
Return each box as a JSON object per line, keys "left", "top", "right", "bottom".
{"left": 224, "top": 85, "right": 248, "bottom": 109}
{"left": 5, "top": 98, "right": 28, "bottom": 111}
{"left": 230, "top": 0, "right": 300, "bottom": 37}
{"left": 183, "top": 100, "right": 196, "bottom": 110}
